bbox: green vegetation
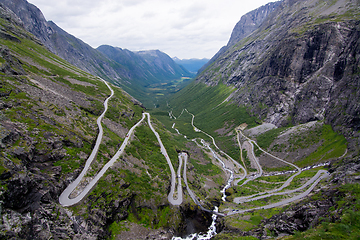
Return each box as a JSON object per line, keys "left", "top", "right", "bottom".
{"left": 242, "top": 150, "right": 257, "bottom": 172}
{"left": 257, "top": 174, "right": 290, "bottom": 183}
{"left": 126, "top": 123, "right": 178, "bottom": 170}
{"left": 214, "top": 235, "right": 259, "bottom": 240}
{"left": 167, "top": 82, "right": 257, "bottom": 132}
{"left": 108, "top": 221, "right": 129, "bottom": 239}
{"left": 253, "top": 122, "right": 347, "bottom": 168}
{"left": 256, "top": 127, "right": 288, "bottom": 150}
{"left": 290, "top": 1, "right": 360, "bottom": 36}
{"left": 189, "top": 158, "right": 222, "bottom": 176}
{"left": 286, "top": 167, "right": 324, "bottom": 190}
{"left": 297, "top": 124, "right": 347, "bottom": 167}
{"left": 150, "top": 81, "right": 258, "bottom": 163}
{"left": 219, "top": 207, "right": 282, "bottom": 238}
{"left": 0, "top": 18, "right": 182, "bottom": 235}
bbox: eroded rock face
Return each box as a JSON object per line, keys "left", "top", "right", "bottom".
{"left": 0, "top": 46, "right": 26, "bottom": 75}
{"left": 264, "top": 197, "right": 335, "bottom": 236}
{"left": 177, "top": 203, "right": 214, "bottom": 237}
{"left": 196, "top": 0, "right": 360, "bottom": 152}
{"left": 201, "top": 19, "right": 360, "bottom": 126}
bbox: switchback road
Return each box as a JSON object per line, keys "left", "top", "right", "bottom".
{"left": 59, "top": 80, "right": 182, "bottom": 207}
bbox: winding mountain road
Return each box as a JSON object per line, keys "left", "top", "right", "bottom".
{"left": 169, "top": 108, "right": 331, "bottom": 217}
{"left": 234, "top": 170, "right": 330, "bottom": 204}
{"left": 59, "top": 80, "right": 182, "bottom": 207}
{"left": 185, "top": 109, "right": 247, "bottom": 184}
{"left": 59, "top": 78, "right": 116, "bottom": 206}
{"left": 229, "top": 127, "right": 329, "bottom": 214}
{"left": 229, "top": 170, "right": 330, "bottom": 215}
{"left": 60, "top": 80, "right": 330, "bottom": 220}
{"left": 145, "top": 112, "right": 182, "bottom": 205}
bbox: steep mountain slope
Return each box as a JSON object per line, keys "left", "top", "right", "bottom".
{"left": 162, "top": 1, "right": 360, "bottom": 237}
{"left": 226, "top": 1, "right": 282, "bottom": 48}
{"left": 0, "top": 3, "right": 146, "bottom": 237}
{"left": 0, "top": 0, "right": 125, "bottom": 79}
{"left": 0, "top": 0, "right": 192, "bottom": 107}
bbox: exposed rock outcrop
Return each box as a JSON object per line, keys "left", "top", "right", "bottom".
{"left": 0, "top": 46, "right": 26, "bottom": 75}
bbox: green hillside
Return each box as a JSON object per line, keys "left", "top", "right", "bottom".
{"left": 0, "top": 8, "right": 226, "bottom": 238}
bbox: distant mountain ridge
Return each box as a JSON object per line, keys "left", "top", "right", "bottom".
{"left": 0, "top": 0, "right": 192, "bottom": 106}
{"left": 97, "top": 46, "right": 191, "bottom": 85}
{"left": 172, "top": 57, "right": 209, "bottom": 74}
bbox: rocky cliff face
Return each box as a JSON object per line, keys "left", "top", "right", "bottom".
{"left": 0, "top": 0, "right": 52, "bottom": 45}
{"left": 196, "top": 0, "right": 360, "bottom": 152}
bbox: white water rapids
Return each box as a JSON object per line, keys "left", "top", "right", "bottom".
{"left": 172, "top": 207, "right": 218, "bottom": 240}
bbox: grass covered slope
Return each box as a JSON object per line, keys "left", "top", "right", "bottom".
{"left": 0, "top": 8, "right": 227, "bottom": 238}
{"left": 0, "top": 7, "right": 189, "bottom": 238}
{"left": 156, "top": 81, "right": 258, "bottom": 160}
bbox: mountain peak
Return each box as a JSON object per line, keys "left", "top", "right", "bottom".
{"left": 227, "top": 1, "right": 282, "bottom": 47}
{"left": 198, "top": 1, "right": 281, "bottom": 74}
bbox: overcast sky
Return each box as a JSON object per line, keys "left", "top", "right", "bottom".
{"left": 28, "top": 0, "right": 274, "bottom": 59}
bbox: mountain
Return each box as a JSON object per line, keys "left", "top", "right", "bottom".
{"left": 2, "top": 0, "right": 360, "bottom": 239}
{"left": 0, "top": 0, "right": 124, "bottom": 79}
{"left": 172, "top": 57, "right": 209, "bottom": 74}
{"left": 0, "top": 3, "right": 141, "bottom": 238}
{"left": 97, "top": 45, "right": 192, "bottom": 106}
{"left": 0, "top": 0, "right": 192, "bottom": 107}
{"left": 195, "top": 0, "right": 360, "bottom": 148}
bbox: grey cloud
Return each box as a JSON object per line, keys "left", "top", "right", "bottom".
{"left": 29, "top": 0, "right": 273, "bottom": 59}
